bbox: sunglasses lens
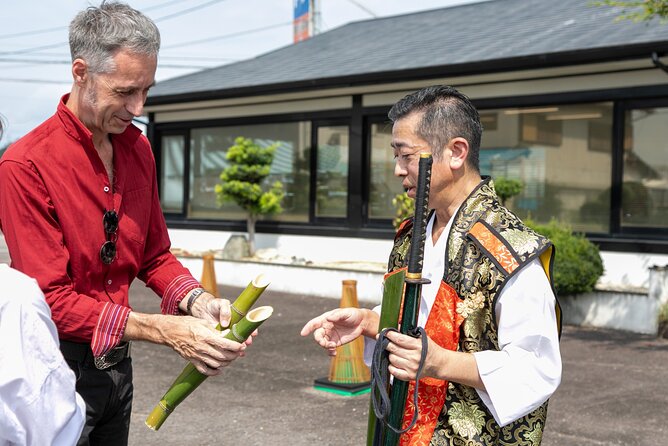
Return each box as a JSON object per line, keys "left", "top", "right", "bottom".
{"left": 100, "top": 240, "right": 116, "bottom": 264}
{"left": 104, "top": 210, "right": 119, "bottom": 234}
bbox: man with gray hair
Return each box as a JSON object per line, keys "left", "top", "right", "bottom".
{"left": 0, "top": 3, "right": 249, "bottom": 444}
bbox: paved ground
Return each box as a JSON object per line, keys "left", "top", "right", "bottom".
{"left": 2, "top": 237, "right": 667, "bottom": 445}
{"left": 127, "top": 282, "right": 668, "bottom": 446}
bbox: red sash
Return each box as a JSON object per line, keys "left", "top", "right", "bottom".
{"left": 399, "top": 282, "right": 463, "bottom": 446}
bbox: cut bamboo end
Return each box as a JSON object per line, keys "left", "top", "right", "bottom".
{"left": 252, "top": 273, "right": 271, "bottom": 288}
{"left": 145, "top": 400, "right": 171, "bottom": 431}
{"left": 246, "top": 305, "right": 273, "bottom": 322}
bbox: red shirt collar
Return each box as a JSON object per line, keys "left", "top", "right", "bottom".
{"left": 56, "top": 93, "right": 142, "bottom": 146}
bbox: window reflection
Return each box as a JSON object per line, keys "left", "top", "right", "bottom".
{"left": 189, "top": 122, "right": 311, "bottom": 222}
{"left": 160, "top": 135, "right": 185, "bottom": 213}
{"left": 369, "top": 121, "right": 404, "bottom": 220}
{"left": 316, "top": 126, "right": 349, "bottom": 218}
{"left": 480, "top": 103, "right": 613, "bottom": 232}
{"left": 622, "top": 108, "right": 668, "bottom": 230}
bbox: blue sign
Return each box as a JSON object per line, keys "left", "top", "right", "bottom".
{"left": 294, "top": 0, "right": 310, "bottom": 19}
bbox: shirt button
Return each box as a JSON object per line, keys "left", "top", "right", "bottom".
{"left": 104, "top": 186, "right": 110, "bottom": 193}
{"left": 107, "top": 279, "right": 112, "bottom": 285}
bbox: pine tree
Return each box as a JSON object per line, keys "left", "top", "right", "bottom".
{"left": 214, "top": 137, "right": 284, "bottom": 256}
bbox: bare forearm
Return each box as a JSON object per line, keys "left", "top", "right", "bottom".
{"left": 429, "top": 348, "right": 485, "bottom": 390}
{"left": 123, "top": 287, "right": 212, "bottom": 345}
{"left": 122, "top": 311, "right": 172, "bottom": 345}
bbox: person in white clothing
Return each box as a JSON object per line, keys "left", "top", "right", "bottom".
{"left": 0, "top": 263, "right": 86, "bottom": 446}
{"left": 301, "top": 85, "right": 561, "bottom": 445}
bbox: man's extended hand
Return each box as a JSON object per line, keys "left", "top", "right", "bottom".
{"left": 300, "top": 308, "right": 377, "bottom": 356}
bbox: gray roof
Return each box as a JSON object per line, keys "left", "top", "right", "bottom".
{"left": 148, "top": 0, "right": 668, "bottom": 103}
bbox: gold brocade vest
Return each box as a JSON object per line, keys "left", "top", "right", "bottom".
{"left": 387, "top": 177, "right": 561, "bottom": 446}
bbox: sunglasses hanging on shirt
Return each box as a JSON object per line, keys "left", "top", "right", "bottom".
{"left": 100, "top": 209, "right": 118, "bottom": 264}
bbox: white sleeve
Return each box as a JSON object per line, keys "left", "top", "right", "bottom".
{"left": 0, "top": 267, "right": 86, "bottom": 446}
{"left": 472, "top": 258, "right": 562, "bottom": 427}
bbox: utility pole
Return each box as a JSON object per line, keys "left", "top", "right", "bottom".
{"left": 311, "top": 0, "right": 321, "bottom": 36}
{"left": 293, "top": 0, "right": 320, "bottom": 42}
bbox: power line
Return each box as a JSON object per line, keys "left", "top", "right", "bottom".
{"left": 0, "top": 58, "right": 69, "bottom": 65}
{"left": 0, "top": 77, "right": 70, "bottom": 85}
{"left": 345, "top": 0, "right": 378, "bottom": 18}
{"left": 163, "top": 21, "right": 292, "bottom": 49}
{"left": 0, "top": 2, "right": 273, "bottom": 57}
{"left": 0, "top": 57, "right": 214, "bottom": 69}
{"left": 161, "top": 55, "right": 240, "bottom": 62}
{"left": 21, "top": 51, "right": 239, "bottom": 62}
{"left": 142, "top": 0, "right": 189, "bottom": 12}
{"left": 0, "top": 2, "right": 283, "bottom": 61}
{"left": 0, "top": 42, "right": 67, "bottom": 56}
{"left": 154, "top": 0, "right": 228, "bottom": 22}
{"left": 0, "top": 0, "right": 187, "bottom": 40}
{"left": 0, "top": 25, "right": 65, "bottom": 41}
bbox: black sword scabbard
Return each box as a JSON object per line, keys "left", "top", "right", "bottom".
{"left": 381, "top": 153, "right": 433, "bottom": 446}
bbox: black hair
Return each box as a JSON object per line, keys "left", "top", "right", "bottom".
{"left": 388, "top": 85, "right": 482, "bottom": 171}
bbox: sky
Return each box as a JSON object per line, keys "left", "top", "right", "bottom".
{"left": 0, "top": 0, "right": 486, "bottom": 146}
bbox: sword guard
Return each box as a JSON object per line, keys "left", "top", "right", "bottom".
{"left": 405, "top": 277, "right": 431, "bottom": 285}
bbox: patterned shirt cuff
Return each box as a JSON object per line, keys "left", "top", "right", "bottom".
{"left": 91, "top": 303, "right": 132, "bottom": 357}
{"left": 162, "top": 274, "right": 202, "bottom": 315}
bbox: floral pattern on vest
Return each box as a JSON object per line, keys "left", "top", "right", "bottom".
{"left": 387, "top": 177, "right": 558, "bottom": 446}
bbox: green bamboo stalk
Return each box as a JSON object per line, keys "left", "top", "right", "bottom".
{"left": 145, "top": 275, "right": 271, "bottom": 431}
{"left": 366, "top": 268, "right": 405, "bottom": 445}
{"left": 224, "top": 273, "right": 270, "bottom": 328}
{"left": 146, "top": 305, "right": 273, "bottom": 430}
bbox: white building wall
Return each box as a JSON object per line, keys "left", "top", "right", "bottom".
{"left": 168, "top": 228, "right": 668, "bottom": 293}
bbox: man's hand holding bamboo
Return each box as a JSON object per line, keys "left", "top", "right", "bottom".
{"left": 124, "top": 291, "right": 254, "bottom": 376}
{"left": 164, "top": 314, "right": 248, "bottom": 376}
{"left": 145, "top": 275, "right": 272, "bottom": 431}
{"left": 173, "top": 289, "right": 257, "bottom": 375}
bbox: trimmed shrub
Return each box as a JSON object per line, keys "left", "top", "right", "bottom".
{"left": 527, "top": 219, "right": 604, "bottom": 296}
{"left": 392, "top": 192, "right": 414, "bottom": 230}
{"left": 659, "top": 302, "right": 668, "bottom": 339}
{"left": 493, "top": 177, "right": 523, "bottom": 206}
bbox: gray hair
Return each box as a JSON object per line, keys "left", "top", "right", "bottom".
{"left": 388, "top": 85, "right": 482, "bottom": 172}
{"left": 69, "top": 1, "right": 160, "bottom": 73}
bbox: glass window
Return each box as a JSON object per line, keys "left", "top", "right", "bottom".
{"left": 316, "top": 126, "right": 349, "bottom": 218}
{"left": 160, "top": 135, "right": 185, "bottom": 213}
{"left": 622, "top": 107, "right": 668, "bottom": 230}
{"left": 190, "top": 122, "right": 311, "bottom": 222}
{"left": 369, "top": 121, "right": 404, "bottom": 219}
{"left": 480, "top": 103, "right": 614, "bottom": 233}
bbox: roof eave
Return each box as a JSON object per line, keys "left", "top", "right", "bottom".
{"left": 146, "top": 42, "right": 668, "bottom": 106}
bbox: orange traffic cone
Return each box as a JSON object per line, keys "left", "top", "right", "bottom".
{"left": 314, "top": 280, "right": 371, "bottom": 396}
{"left": 200, "top": 252, "right": 219, "bottom": 297}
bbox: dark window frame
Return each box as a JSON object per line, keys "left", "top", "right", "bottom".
{"left": 150, "top": 83, "right": 668, "bottom": 252}
{"left": 616, "top": 97, "right": 668, "bottom": 238}
{"left": 364, "top": 114, "right": 399, "bottom": 228}
{"left": 311, "top": 119, "right": 352, "bottom": 225}
{"left": 155, "top": 128, "right": 189, "bottom": 218}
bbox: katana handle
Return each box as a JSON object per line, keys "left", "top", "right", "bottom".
{"left": 406, "top": 153, "right": 433, "bottom": 279}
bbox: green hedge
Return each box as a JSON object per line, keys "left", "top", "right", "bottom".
{"left": 527, "top": 220, "right": 604, "bottom": 296}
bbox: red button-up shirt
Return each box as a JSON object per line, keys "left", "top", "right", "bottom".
{"left": 0, "top": 95, "right": 200, "bottom": 356}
